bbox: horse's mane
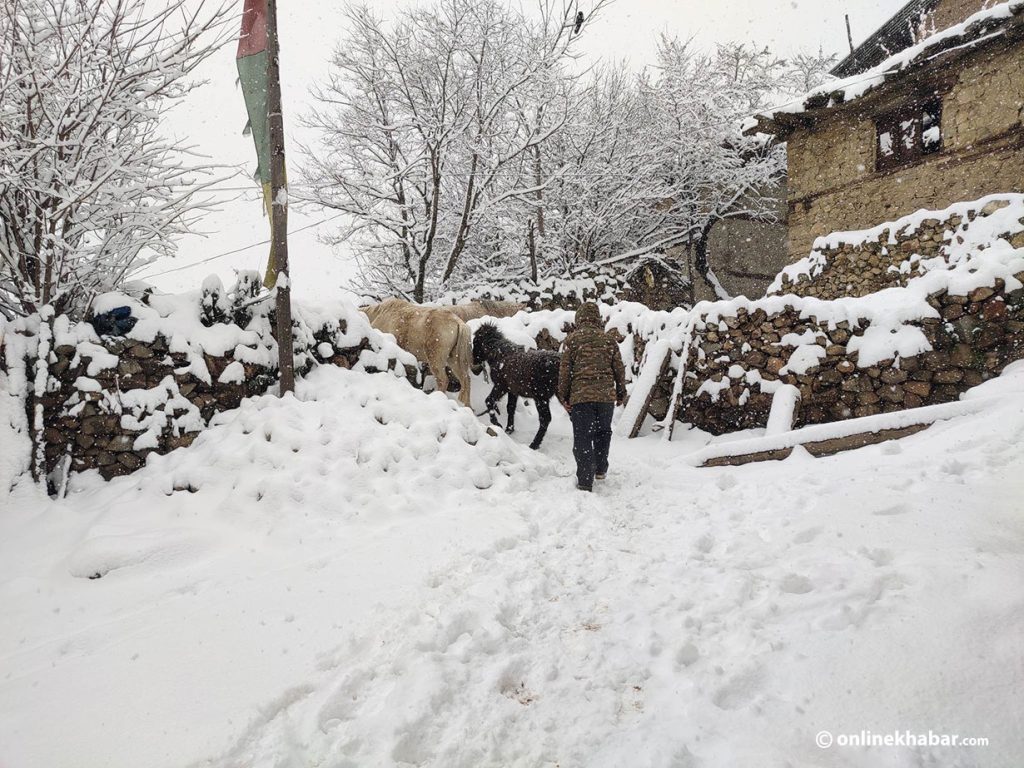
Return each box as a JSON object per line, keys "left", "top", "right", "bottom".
{"left": 475, "top": 323, "right": 560, "bottom": 363}
{"left": 474, "top": 322, "right": 517, "bottom": 350}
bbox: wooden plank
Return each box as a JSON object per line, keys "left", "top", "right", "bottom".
{"left": 803, "top": 423, "right": 930, "bottom": 458}
{"left": 624, "top": 342, "right": 672, "bottom": 439}
{"left": 700, "top": 423, "right": 931, "bottom": 467}
{"left": 704, "top": 447, "right": 793, "bottom": 467}
{"left": 689, "top": 395, "right": 997, "bottom": 468}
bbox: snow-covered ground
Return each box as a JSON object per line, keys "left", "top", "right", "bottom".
{"left": 2, "top": 363, "right": 1024, "bottom": 767}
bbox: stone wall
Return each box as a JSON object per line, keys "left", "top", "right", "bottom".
{"left": 445, "top": 265, "right": 630, "bottom": 311}
{"left": 784, "top": 30, "right": 1024, "bottom": 261}
{"left": 37, "top": 334, "right": 275, "bottom": 479}
{"left": 673, "top": 281, "right": 1024, "bottom": 434}
{"left": 4, "top": 284, "right": 416, "bottom": 484}
{"left": 445, "top": 258, "right": 692, "bottom": 312}
{"left": 932, "top": 0, "right": 988, "bottom": 32}
{"left": 774, "top": 196, "right": 1024, "bottom": 299}
{"left": 33, "top": 332, "right": 405, "bottom": 481}
{"left": 625, "top": 194, "right": 1024, "bottom": 434}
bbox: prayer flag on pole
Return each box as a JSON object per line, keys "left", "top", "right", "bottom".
{"left": 237, "top": 0, "right": 283, "bottom": 287}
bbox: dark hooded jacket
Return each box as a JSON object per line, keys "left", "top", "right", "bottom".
{"left": 558, "top": 302, "right": 627, "bottom": 406}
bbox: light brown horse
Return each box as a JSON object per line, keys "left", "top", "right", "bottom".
{"left": 442, "top": 300, "right": 526, "bottom": 322}
{"left": 363, "top": 298, "right": 474, "bottom": 407}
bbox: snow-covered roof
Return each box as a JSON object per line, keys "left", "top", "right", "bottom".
{"left": 831, "top": 0, "right": 939, "bottom": 78}
{"left": 749, "top": 0, "right": 1024, "bottom": 136}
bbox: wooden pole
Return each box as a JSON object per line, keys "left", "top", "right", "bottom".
{"left": 266, "top": 0, "right": 294, "bottom": 395}
{"left": 845, "top": 14, "right": 855, "bottom": 55}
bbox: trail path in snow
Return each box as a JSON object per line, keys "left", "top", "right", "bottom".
{"left": 2, "top": 367, "right": 1024, "bottom": 768}
{"left": 198, "top": 400, "right": 1024, "bottom": 768}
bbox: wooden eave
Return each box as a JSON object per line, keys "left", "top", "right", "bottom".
{"left": 748, "top": 7, "right": 1024, "bottom": 141}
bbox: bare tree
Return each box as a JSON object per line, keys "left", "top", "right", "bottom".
{"left": 643, "top": 38, "right": 835, "bottom": 288}
{"left": 536, "top": 62, "right": 667, "bottom": 270}
{"left": 302, "top": 0, "right": 609, "bottom": 302}
{"left": 0, "top": 0, "right": 233, "bottom": 319}
{"left": 467, "top": 40, "right": 835, "bottom": 281}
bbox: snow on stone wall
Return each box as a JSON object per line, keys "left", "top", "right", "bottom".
{"left": 441, "top": 265, "right": 628, "bottom": 311}
{"left": 441, "top": 257, "right": 692, "bottom": 313}
{"left": 770, "top": 194, "right": 1024, "bottom": 300}
{"left": 625, "top": 196, "right": 1024, "bottom": 433}
{"left": 674, "top": 284, "right": 1023, "bottom": 434}
{"left": 1, "top": 279, "right": 417, "bottom": 484}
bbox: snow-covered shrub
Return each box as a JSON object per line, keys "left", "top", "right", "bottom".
{"left": 0, "top": 0, "right": 233, "bottom": 318}
{"left": 199, "top": 276, "right": 229, "bottom": 327}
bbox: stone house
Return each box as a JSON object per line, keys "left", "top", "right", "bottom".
{"left": 752, "top": 0, "right": 1024, "bottom": 263}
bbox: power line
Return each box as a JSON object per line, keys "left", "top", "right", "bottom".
{"left": 199, "top": 163, "right": 722, "bottom": 193}
{"left": 136, "top": 212, "right": 345, "bottom": 280}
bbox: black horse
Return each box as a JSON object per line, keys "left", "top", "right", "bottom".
{"left": 472, "top": 323, "right": 560, "bottom": 450}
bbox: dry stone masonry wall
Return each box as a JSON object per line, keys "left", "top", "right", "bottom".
{"left": 2, "top": 276, "right": 416, "bottom": 483}
{"left": 772, "top": 196, "right": 1024, "bottom": 299}
{"left": 441, "top": 264, "right": 629, "bottom": 311}
{"left": 443, "top": 258, "right": 692, "bottom": 313}
{"left": 628, "top": 194, "right": 1024, "bottom": 434}
{"left": 673, "top": 284, "right": 1023, "bottom": 434}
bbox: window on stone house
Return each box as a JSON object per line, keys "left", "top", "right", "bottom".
{"left": 875, "top": 99, "right": 942, "bottom": 171}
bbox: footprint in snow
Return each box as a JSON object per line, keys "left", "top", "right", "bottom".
{"left": 694, "top": 533, "right": 715, "bottom": 554}
{"left": 711, "top": 665, "right": 765, "bottom": 710}
{"left": 873, "top": 503, "right": 909, "bottom": 516}
{"left": 792, "top": 526, "right": 822, "bottom": 544}
{"left": 859, "top": 547, "right": 895, "bottom": 567}
{"left": 779, "top": 574, "right": 815, "bottom": 595}
{"left": 669, "top": 745, "right": 700, "bottom": 768}
{"left": 676, "top": 642, "right": 700, "bottom": 667}
{"left": 715, "top": 474, "right": 738, "bottom": 491}
{"left": 941, "top": 458, "right": 971, "bottom": 477}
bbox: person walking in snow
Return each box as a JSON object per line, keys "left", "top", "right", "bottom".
{"left": 557, "top": 302, "right": 627, "bottom": 492}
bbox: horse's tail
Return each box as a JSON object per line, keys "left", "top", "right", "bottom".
{"left": 451, "top": 319, "right": 474, "bottom": 407}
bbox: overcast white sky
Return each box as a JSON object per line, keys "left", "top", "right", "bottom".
{"left": 145, "top": 0, "right": 907, "bottom": 299}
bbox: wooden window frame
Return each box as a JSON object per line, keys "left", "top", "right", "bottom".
{"left": 875, "top": 98, "right": 943, "bottom": 172}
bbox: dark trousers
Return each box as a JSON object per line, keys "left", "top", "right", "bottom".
{"left": 569, "top": 402, "right": 614, "bottom": 488}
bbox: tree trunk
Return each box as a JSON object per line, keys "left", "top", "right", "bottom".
{"left": 527, "top": 220, "right": 538, "bottom": 282}
{"left": 532, "top": 143, "right": 545, "bottom": 245}
{"left": 442, "top": 154, "right": 478, "bottom": 282}
{"left": 414, "top": 258, "right": 427, "bottom": 303}
{"left": 694, "top": 219, "right": 715, "bottom": 282}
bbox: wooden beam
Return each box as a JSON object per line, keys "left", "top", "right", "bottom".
{"left": 619, "top": 340, "right": 673, "bottom": 439}
{"left": 266, "top": 0, "right": 294, "bottom": 396}
{"left": 689, "top": 396, "right": 999, "bottom": 468}
{"left": 702, "top": 424, "right": 929, "bottom": 467}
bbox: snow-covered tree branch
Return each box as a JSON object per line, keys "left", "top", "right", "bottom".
{"left": 0, "top": 0, "right": 234, "bottom": 319}
{"left": 301, "top": 0, "right": 610, "bottom": 302}
{"left": 302, "top": 0, "right": 833, "bottom": 299}
{"left": 639, "top": 38, "right": 836, "bottom": 284}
